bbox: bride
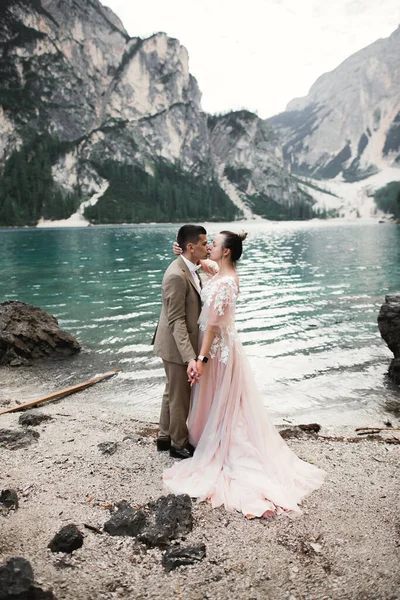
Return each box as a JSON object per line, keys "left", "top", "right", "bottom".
{"left": 163, "top": 230, "right": 325, "bottom": 518}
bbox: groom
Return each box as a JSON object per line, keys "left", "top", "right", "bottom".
{"left": 153, "top": 224, "right": 208, "bottom": 459}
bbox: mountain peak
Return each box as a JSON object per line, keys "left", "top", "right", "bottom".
{"left": 267, "top": 25, "right": 400, "bottom": 181}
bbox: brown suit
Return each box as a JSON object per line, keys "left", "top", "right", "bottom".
{"left": 153, "top": 256, "right": 201, "bottom": 448}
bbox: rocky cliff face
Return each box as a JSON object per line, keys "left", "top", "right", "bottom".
{"left": 0, "top": 0, "right": 308, "bottom": 224}
{"left": 209, "top": 111, "right": 312, "bottom": 218}
{"left": 0, "top": 0, "right": 209, "bottom": 190}
{"left": 267, "top": 26, "right": 400, "bottom": 181}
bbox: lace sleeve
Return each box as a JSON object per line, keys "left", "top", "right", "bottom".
{"left": 206, "top": 278, "right": 237, "bottom": 331}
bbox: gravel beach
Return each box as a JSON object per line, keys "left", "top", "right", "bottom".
{"left": 0, "top": 364, "right": 399, "bottom": 600}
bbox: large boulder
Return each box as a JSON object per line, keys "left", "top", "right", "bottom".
{"left": 378, "top": 294, "right": 400, "bottom": 383}
{"left": 0, "top": 301, "right": 80, "bottom": 366}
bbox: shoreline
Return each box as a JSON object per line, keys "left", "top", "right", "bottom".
{"left": 1, "top": 365, "right": 399, "bottom": 599}
{"left": 0, "top": 216, "right": 399, "bottom": 230}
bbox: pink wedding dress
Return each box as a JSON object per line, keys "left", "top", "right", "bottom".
{"left": 163, "top": 274, "right": 325, "bottom": 518}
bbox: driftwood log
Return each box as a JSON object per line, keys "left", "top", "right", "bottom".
{"left": 0, "top": 371, "right": 120, "bottom": 416}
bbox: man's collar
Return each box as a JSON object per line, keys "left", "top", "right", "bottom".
{"left": 181, "top": 255, "right": 198, "bottom": 273}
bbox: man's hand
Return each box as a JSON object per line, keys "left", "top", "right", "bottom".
{"left": 187, "top": 359, "right": 199, "bottom": 386}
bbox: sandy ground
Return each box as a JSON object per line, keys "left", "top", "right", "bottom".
{"left": 0, "top": 365, "right": 399, "bottom": 600}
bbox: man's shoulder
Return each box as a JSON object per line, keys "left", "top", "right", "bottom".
{"left": 163, "top": 257, "right": 185, "bottom": 279}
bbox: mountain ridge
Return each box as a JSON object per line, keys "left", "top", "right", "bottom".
{"left": 0, "top": 0, "right": 316, "bottom": 225}
{"left": 267, "top": 25, "right": 400, "bottom": 182}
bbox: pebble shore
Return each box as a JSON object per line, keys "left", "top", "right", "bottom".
{"left": 0, "top": 365, "right": 399, "bottom": 600}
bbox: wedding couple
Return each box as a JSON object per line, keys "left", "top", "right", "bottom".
{"left": 153, "top": 224, "right": 324, "bottom": 518}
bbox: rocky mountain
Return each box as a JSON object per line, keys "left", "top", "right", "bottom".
{"left": 0, "top": 0, "right": 311, "bottom": 226}
{"left": 267, "top": 26, "right": 400, "bottom": 182}
{"left": 209, "top": 111, "right": 313, "bottom": 220}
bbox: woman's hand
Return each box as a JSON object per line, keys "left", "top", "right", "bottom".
{"left": 173, "top": 241, "right": 182, "bottom": 255}
{"left": 195, "top": 359, "right": 204, "bottom": 378}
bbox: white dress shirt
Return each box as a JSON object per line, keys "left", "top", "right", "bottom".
{"left": 181, "top": 255, "right": 202, "bottom": 294}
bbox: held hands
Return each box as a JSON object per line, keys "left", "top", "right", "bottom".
{"left": 195, "top": 359, "right": 204, "bottom": 378}
{"left": 187, "top": 359, "right": 199, "bottom": 386}
{"left": 187, "top": 359, "right": 204, "bottom": 386}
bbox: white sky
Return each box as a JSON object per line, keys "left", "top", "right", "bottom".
{"left": 103, "top": 0, "right": 400, "bottom": 119}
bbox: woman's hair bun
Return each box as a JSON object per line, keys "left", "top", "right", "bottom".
{"left": 238, "top": 230, "right": 248, "bottom": 242}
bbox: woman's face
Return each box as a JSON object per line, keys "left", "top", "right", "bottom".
{"left": 209, "top": 233, "right": 226, "bottom": 262}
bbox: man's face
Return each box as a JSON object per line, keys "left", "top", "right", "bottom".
{"left": 191, "top": 234, "right": 208, "bottom": 262}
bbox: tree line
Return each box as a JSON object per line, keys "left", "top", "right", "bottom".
{"left": 374, "top": 182, "right": 400, "bottom": 219}
{"left": 84, "top": 161, "right": 240, "bottom": 223}
{"left": 0, "top": 133, "right": 79, "bottom": 226}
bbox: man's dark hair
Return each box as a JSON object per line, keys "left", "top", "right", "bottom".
{"left": 177, "top": 224, "right": 207, "bottom": 251}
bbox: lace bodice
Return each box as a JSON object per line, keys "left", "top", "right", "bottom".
{"left": 198, "top": 275, "right": 239, "bottom": 364}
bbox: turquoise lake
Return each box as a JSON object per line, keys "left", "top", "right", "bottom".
{"left": 1, "top": 220, "right": 399, "bottom": 428}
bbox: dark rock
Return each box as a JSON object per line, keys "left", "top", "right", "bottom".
{"left": 280, "top": 427, "right": 305, "bottom": 440}
{"left": 162, "top": 544, "right": 206, "bottom": 572}
{"left": 0, "top": 428, "right": 40, "bottom": 450}
{"left": 0, "top": 301, "right": 80, "bottom": 366}
{"left": 98, "top": 441, "right": 118, "bottom": 455}
{"left": 48, "top": 524, "right": 84, "bottom": 554}
{"left": 298, "top": 423, "right": 321, "bottom": 433}
{"left": 19, "top": 413, "right": 53, "bottom": 427}
{"left": 0, "top": 556, "right": 57, "bottom": 599}
{"left": 0, "top": 557, "right": 33, "bottom": 600}
{"left": 378, "top": 294, "right": 400, "bottom": 383}
{"left": 139, "top": 494, "right": 193, "bottom": 547}
{"left": 104, "top": 503, "right": 147, "bottom": 537}
{"left": 0, "top": 489, "right": 19, "bottom": 511}
{"left": 9, "top": 357, "right": 30, "bottom": 367}
{"left": 378, "top": 294, "right": 400, "bottom": 357}
{"left": 137, "top": 525, "right": 173, "bottom": 547}
{"left": 389, "top": 357, "right": 400, "bottom": 384}
{"left": 154, "top": 494, "right": 193, "bottom": 538}
{"left": 280, "top": 423, "right": 320, "bottom": 439}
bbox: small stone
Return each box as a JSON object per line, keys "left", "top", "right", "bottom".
{"left": 309, "top": 542, "right": 323, "bottom": 553}
{"left": 19, "top": 412, "right": 53, "bottom": 427}
{"left": 0, "top": 489, "right": 19, "bottom": 512}
{"left": 122, "top": 434, "right": 142, "bottom": 443}
{"left": 98, "top": 441, "right": 118, "bottom": 455}
{"left": 162, "top": 544, "right": 206, "bottom": 572}
{"left": 298, "top": 423, "right": 321, "bottom": 433}
{"left": 0, "top": 428, "right": 40, "bottom": 450}
{"left": 48, "top": 524, "right": 84, "bottom": 554}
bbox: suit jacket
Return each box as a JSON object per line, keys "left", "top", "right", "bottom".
{"left": 153, "top": 256, "right": 201, "bottom": 365}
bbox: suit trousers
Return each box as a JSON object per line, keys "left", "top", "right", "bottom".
{"left": 159, "top": 360, "right": 191, "bottom": 449}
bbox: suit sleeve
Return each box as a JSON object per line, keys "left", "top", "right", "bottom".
{"left": 164, "top": 272, "right": 197, "bottom": 363}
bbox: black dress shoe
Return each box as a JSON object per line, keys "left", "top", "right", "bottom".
{"left": 187, "top": 442, "right": 195, "bottom": 454}
{"left": 169, "top": 446, "right": 193, "bottom": 459}
{"left": 156, "top": 438, "right": 171, "bottom": 452}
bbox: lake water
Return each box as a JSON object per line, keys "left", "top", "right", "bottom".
{"left": 1, "top": 220, "right": 399, "bottom": 430}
